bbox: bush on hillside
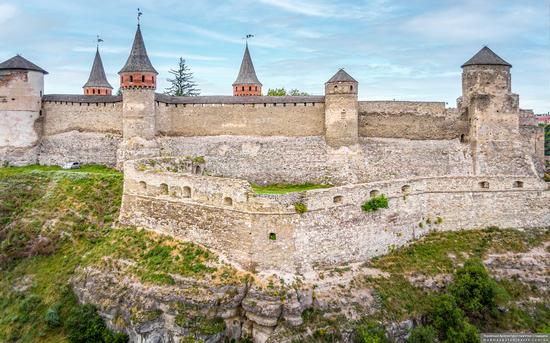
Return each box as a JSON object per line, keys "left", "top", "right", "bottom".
{"left": 449, "top": 258, "right": 503, "bottom": 319}
{"left": 65, "top": 304, "right": 128, "bottom": 343}
{"left": 407, "top": 325, "right": 437, "bottom": 343}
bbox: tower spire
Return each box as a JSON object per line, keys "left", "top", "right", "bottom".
{"left": 118, "top": 19, "right": 158, "bottom": 89}
{"left": 83, "top": 38, "right": 113, "bottom": 96}
{"left": 232, "top": 38, "right": 262, "bottom": 96}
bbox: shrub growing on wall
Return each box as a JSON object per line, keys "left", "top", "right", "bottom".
{"left": 361, "top": 195, "right": 389, "bottom": 212}
{"left": 295, "top": 202, "right": 308, "bottom": 214}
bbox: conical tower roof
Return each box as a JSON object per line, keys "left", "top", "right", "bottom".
{"left": 233, "top": 43, "right": 261, "bottom": 86}
{"left": 462, "top": 46, "right": 511, "bottom": 68}
{"left": 326, "top": 69, "right": 357, "bottom": 83}
{"left": 0, "top": 55, "right": 48, "bottom": 74}
{"left": 83, "top": 48, "right": 113, "bottom": 89}
{"left": 119, "top": 25, "right": 157, "bottom": 74}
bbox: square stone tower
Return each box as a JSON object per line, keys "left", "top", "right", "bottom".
{"left": 324, "top": 69, "right": 359, "bottom": 147}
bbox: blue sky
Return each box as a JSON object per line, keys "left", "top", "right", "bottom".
{"left": 0, "top": 0, "right": 548, "bottom": 112}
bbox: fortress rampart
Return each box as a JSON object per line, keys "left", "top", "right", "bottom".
{"left": 119, "top": 158, "right": 550, "bottom": 273}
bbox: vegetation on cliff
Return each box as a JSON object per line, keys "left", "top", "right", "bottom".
{"left": 1, "top": 166, "right": 548, "bottom": 342}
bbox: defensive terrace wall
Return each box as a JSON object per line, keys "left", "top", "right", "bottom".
{"left": 119, "top": 158, "right": 550, "bottom": 273}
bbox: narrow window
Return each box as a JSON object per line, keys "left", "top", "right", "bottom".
{"left": 92, "top": 89, "right": 95, "bottom": 94}
{"left": 370, "top": 190, "right": 379, "bottom": 198}
{"left": 255, "top": 86, "right": 258, "bottom": 91}
{"left": 334, "top": 85, "right": 338, "bottom": 89}
{"left": 142, "top": 75, "right": 145, "bottom": 82}
{"left": 249, "top": 86, "right": 252, "bottom": 91}
{"left": 195, "top": 165, "right": 201, "bottom": 175}
{"left": 223, "top": 197, "right": 233, "bottom": 206}
{"left": 160, "top": 183, "right": 169, "bottom": 195}
{"left": 182, "top": 186, "right": 191, "bottom": 198}
{"left": 130, "top": 75, "right": 133, "bottom": 82}
{"left": 460, "top": 134, "right": 466, "bottom": 143}
{"left": 513, "top": 181, "right": 523, "bottom": 188}
{"left": 242, "top": 86, "right": 244, "bottom": 91}
{"left": 333, "top": 195, "right": 343, "bottom": 204}
{"left": 479, "top": 181, "right": 489, "bottom": 189}
{"left": 350, "top": 85, "right": 353, "bottom": 91}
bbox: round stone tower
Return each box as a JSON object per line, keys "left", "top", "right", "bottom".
{"left": 83, "top": 47, "right": 113, "bottom": 95}
{"left": 232, "top": 42, "right": 262, "bottom": 96}
{"left": 324, "top": 69, "right": 359, "bottom": 147}
{"left": 461, "top": 46, "right": 512, "bottom": 104}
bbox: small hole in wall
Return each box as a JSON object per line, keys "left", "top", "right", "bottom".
{"left": 269, "top": 232, "right": 276, "bottom": 240}
{"left": 333, "top": 195, "right": 343, "bottom": 203}
{"left": 224, "top": 197, "right": 233, "bottom": 206}
{"left": 195, "top": 165, "right": 202, "bottom": 175}
{"left": 479, "top": 181, "right": 489, "bottom": 189}
{"left": 401, "top": 185, "right": 411, "bottom": 193}
{"left": 182, "top": 186, "right": 191, "bottom": 198}
{"left": 460, "top": 134, "right": 466, "bottom": 143}
{"left": 160, "top": 183, "right": 169, "bottom": 195}
{"left": 139, "top": 181, "right": 146, "bottom": 190}
{"left": 370, "top": 190, "right": 379, "bottom": 198}
{"left": 513, "top": 181, "right": 523, "bottom": 188}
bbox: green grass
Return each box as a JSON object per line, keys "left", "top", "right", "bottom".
{"left": 0, "top": 165, "right": 228, "bottom": 342}
{"left": 251, "top": 183, "right": 331, "bottom": 194}
{"left": 367, "top": 227, "right": 550, "bottom": 275}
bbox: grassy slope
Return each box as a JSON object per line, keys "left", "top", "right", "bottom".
{"left": 1, "top": 166, "right": 548, "bottom": 342}
{"left": 0, "top": 166, "right": 229, "bottom": 342}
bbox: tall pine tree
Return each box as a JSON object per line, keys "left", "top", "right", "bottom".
{"left": 165, "top": 58, "right": 200, "bottom": 96}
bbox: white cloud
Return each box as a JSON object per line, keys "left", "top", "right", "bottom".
{"left": 257, "top": 0, "right": 396, "bottom": 19}
{"left": 403, "top": 4, "right": 543, "bottom": 42}
{"left": 0, "top": 3, "right": 17, "bottom": 24}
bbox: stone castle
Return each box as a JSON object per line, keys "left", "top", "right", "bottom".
{"left": 1, "top": 23, "right": 548, "bottom": 275}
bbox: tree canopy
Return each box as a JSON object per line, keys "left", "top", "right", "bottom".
{"left": 164, "top": 58, "right": 200, "bottom": 96}
{"left": 267, "top": 88, "right": 309, "bottom": 96}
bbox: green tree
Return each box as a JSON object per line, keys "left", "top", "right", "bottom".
{"left": 425, "top": 294, "right": 479, "bottom": 343}
{"left": 165, "top": 58, "right": 200, "bottom": 96}
{"left": 267, "top": 87, "right": 309, "bottom": 96}
{"left": 267, "top": 88, "right": 287, "bottom": 96}
{"left": 449, "top": 258, "right": 501, "bottom": 319}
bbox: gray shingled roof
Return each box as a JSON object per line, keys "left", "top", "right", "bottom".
{"left": 233, "top": 43, "right": 261, "bottom": 86}
{"left": 462, "top": 46, "right": 512, "bottom": 68}
{"left": 43, "top": 94, "right": 122, "bottom": 103}
{"left": 156, "top": 93, "right": 323, "bottom": 104}
{"left": 326, "top": 69, "right": 356, "bottom": 83}
{"left": 119, "top": 25, "right": 158, "bottom": 74}
{"left": 0, "top": 55, "right": 48, "bottom": 74}
{"left": 83, "top": 48, "right": 113, "bottom": 89}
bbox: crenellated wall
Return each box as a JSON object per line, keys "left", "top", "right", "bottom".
{"left": 358, "top": 101, "right": 468, "bottom": 140}
{"left": 120, "top": 158, "right": 550, "bottom": 273}
{"left": 155, "top": 95, "right": 325, "bottom": 137}
{"left": 41, "top": 96, "right": 122, "bottom": 135}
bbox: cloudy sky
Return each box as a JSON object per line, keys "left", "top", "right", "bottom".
{"left": 0, "top": 0, "right": 548, "bottom": 112}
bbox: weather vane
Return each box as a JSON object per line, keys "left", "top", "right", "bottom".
{"left": 244, "top": 34, "right": 254, "bottom": 43}
{"left": 137, "top": 8, "right": 143, "bottom": 25}
{"left": 96, "top": 35, "right": 104, "bottom": 49}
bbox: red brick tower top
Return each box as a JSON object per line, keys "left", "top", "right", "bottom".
{"left": 118, "top": 23, "right": 158, "bottom": 90}
{"left": 232, "top": 42, "right": 262, "bottom": 96}
{"left": 83, "top": 47, "right": 113, "bottom": 96}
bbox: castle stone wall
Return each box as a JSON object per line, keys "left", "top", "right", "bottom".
{"left": 38, "top": 131, "right": 121, "bottom": 166}
{"left": 42, "top": 99, "right": 122, "bottom": 135}
{"left": 358, "top": 101, "right": 467, "bottom": 140}
{"left": 155, "top": 100, "right": 325, "bottom": 137}
{"left": 157, "top": 136, "right": 474, "bottom": 184}
{"left": 120, "top": 161, "right": 550, "bottom": 273}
